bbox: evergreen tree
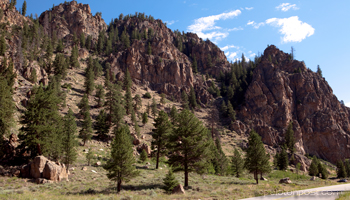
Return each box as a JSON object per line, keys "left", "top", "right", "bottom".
{"left": 189, "top": 86, "right": 197, "bottom": 109}
{"left": 220, "top": 101, "right": 227, "bottom": 117}
{"left": 21, "top": 0, "right": 26, "bottom": 16}
{"left": 167, "top": 109, "right": 212, "bottom": 187}
{"left": 95, "top": 84, "right": 105, "bottom": 107}
{"left": 163, "top": 168, "right": 179, "bottom": 193}
{"left": 227, "top": 101, "right": 236, "bottom": 122}
{"left": 56, "top": 39, "right": 64, "bottom": 52}
{"left": 231, "top": 148, "right": 244, "bottom": 177}
{"left": 19, "top": 85, "right": 63, "bottom": 158}
{"left": 277, "top": 148, "right": 288, "bottom": 170}
{"left": 131, "top": 109, "right": 136, "bottom": 125}
{"left": 181, "top": 90, "right": 189, "bottom": 110}
{"left": 140, "top": 149, "right": 148, "bottom": 163}
{"left": 30, "top": 68, "right": 37, "bottom": 84}
{"left": 169, "top": 105, "right": 178, "bottom": 124}
{"left": 133, "top": 94, "right": 142, "bottom": 111}
{"left": 121, "top": 28, "right": 130, "bottom": 49}
{"left": 142, "top": 112, "right": 148, "bottom": 126}
{"left": 124, "top": 86, "right": 133, "bottom": 115}
{"left": 152, "top": 110, "right": 172, "bottom": 169}
{"left": 62, "top": 109, "right": 78, "bottom": 172}
{"left": 70, "top": 45, "right": 80, "bottom": 68}
{"left": 213, "top": 138, "right": 229, "bottom": 175}
{"left": 106, "top": 83, "right": 125, "bottom": 130}
{"left": 123, "top": 68, "right": 132, "bottom": 90}
{"left": 285, "top": 122, "right": 295, "bottom": 153}
{"left": 160, "top": 93, "right": 166, "bottom": 106}
{"left": 192, "top": 55, "right": 198, "bottom": 73}
{"left": 79, "top": 110, "right": 93, "bottom": 146}
{"left": 84, "top": 63, "right": 95, "bottom": 96}
{"left": 244, "top": 130, "right": 271, "bottom": 184}
{"left": 78, "top": 94, "right": 89, "bottom": 117}
{"left": 104, "top": 126, "right": 139, "bottom": 192}
{"left": 151, "top": 97, "right": 158, "bottom": 118}
{"left": 95, "top": 110, "right": 110, "bottom": 139}
{"left": 0, "top": 35, "right": 6, "bottom": 56}
{"left": 317, "top": 162, "right": 328, "bottom": 179}
{"left": 53, "top": 53, "right": 67, "bottom": 78}
{"left": 345, "top": 159, "right": 350, "bottom": 178}
{"left": 80, "top": 32, "right": 85, "bottom": 48}
{"left": 45, "top": 42, "right": 53, "bottom": 61}
{"left": 337, "top": 160, "right": 347, "bottom": 178}
{"left": 0, "top": 78, "right": 15, "bottom": 143}
{"left": 308, "top": 156, "right": 319, "bottom": 176}
{"left": 317, "top": 65, "right": 322, "bottom": 77}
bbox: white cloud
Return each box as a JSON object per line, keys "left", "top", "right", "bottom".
{"left": 221, "top": 45, "right": 239, "bottom": 51}
{"left": 187, "top": 10, "right": 241, "bottom": 41}
{"left": 276, "top": 3, "right": 299, "bottom": 12}
{"left": 266, "top": 16, "right": 315, "bottom": 43}
{"left": 249, "top": 53, "right": 256, "bottom": 57}
{"left": 225, "top": 51, "right": 230, "bottom": 56}
{"left": 228, "top": 52, "right": 238, "bottom": 60}
{"left": 245, "top": 7, "right": 254, "bottom": 10}
{"left": 228, "top": 27, "right": 243, "bottom": 31}
{"left": 247, "top": 20, "right": 265, "bottom": 29}
{"left": 165, "top": 20, "right": 178, "bottom": 25}
{"left": 346, "top": 102, "right": 350, "bottom": 107}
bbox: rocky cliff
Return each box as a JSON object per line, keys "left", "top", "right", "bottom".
{"left": 235, "top": 45, "right": 350, "bottom": 164}
{"left": 39, "top": 1, "right": 107, "bottom": 40}
{"left": 107, "top": 17, "right": 229, "bottom": 104}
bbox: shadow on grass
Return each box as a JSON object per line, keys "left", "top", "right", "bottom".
{"left": 71, "top": 87, "right": 85, "bottom": 95}
{"left": 66, "top": 183, "right": 164, "bottom": 195}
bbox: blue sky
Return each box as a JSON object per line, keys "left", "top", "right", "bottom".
{"left": 17, "top": 0, "right": 350, "bottom": 105}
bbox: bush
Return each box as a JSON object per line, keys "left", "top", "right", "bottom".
{"left": 268, "top": 170, "right": 308, "bottom": 180}
{"left": 143, "top": 92, "right": 151, "bottom": 99}
{"left": 163, "top": 168, "right": 179, "bottom": 193}
{"left": 140, "top": 149, "right": 148, "bottom": 162}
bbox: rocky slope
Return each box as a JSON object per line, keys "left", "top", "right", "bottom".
{"left": 39, "top": 1, "right": 107, "bottom": 40}
{"left": 235, "top": 45, "right": 350, "bottom": 164}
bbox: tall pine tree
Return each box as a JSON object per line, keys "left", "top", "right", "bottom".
{"left": 62, "top": 109, "right": 78, "bottom": 172}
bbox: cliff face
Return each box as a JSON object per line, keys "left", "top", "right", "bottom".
{"left": 0, "top": 0, "right": 31, "bottom": 27}
{"left": 236, "top": 45, "right": 350, "bottom": 163}
{"left": 107, "top": 18, "right": 221, "bottom": 104}
{"left": 39, "top": 1, "right": 107, "bottom": 40}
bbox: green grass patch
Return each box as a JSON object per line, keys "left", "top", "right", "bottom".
{"left": 268, "top": 170, "right": 309, "bottom": 180}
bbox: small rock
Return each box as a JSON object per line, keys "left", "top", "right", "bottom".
{"left": 279, "top": 177, "right": 292, "bottom": 184}
{"left": 36, "top": 178, "right": 54, "bottom": 184}
{"left": 146, "top": 162, "right": 151, "bottom": 165}
{"left": 141, "top": 135, "right": 145, "bottom": 139}
{"left": 99, "top": 149, "right": 104, "bottom": 151}
{"left": 260, "top": 177, "right": 268, "bottom": 181}
{"left": 159, "top": 167, "right": 162, "bottom": 170}
{"left": 95, "top": 161, "right": 101, "bottom": 166}
{"left": 310, "top": 176, "right": 317, "bottom": 181}
{"left": 143, "top": 165, "right": 149, "bottom": 169}
{"left": 82, "top": 167, "right": 87, "bottom": 171}
{"left": 69, "top": 167, "right": 75, "bottom": 171}
{"left": 172, "top": 184, "right": 185, "bottom": 194}
{"left": 91, "top": 170, "right": 97, "bottom": 173}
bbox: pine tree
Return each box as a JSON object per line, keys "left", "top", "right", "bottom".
{"left": 56, "top": 39, "right": 64, "bottom": 52}
{"left": 78, "top": 94, "right": 89, "bottom": 117}
{"left": 106, "top": 83, "right": 125, "bottom": 130}
{"left": 345, "top": 159, "right": 350, "bottom": 178}
{"left": 337, "top": 160, "right": 347, "bottom": 178}
{"left": 95, "top": 84, "right": 105, "bottom": 107}
{"left": 70, "top": 45, "right": 80, "bottom": 68}
{"left": 79, "top": 110, "right": 93, "bottom": 146}
{"left": 95, "top": 110, "right": 110, "bottom": 139}
{"left": 45, "top": 42, "right": 53, "bottom": 61}
{"left": 19, "top": 85, "right": 63, "bottom": 158}
{"left": 220, "top": 101, "right": 227, "bottom": 117}
{"left": 151, "top": 97, "right": 158, "bottom": 118}
{"left": 147, "top": 42, "right": 152, "bottom": 55}
{"left": 163, "top": 168, "right": 179, "bottom": 193}
{"left": 30, "top": 68, "right": 37, "bottom": 84}
{"left": 169, "top": 105, "right": 178, "bottom": 124}
{"left": 62, "top": 109, "right": 78, "bottom": 172}
{"left": 231, "top": 148, "right": 244, "bottom": 177}
{"left": 227, "top": 101, "right": 236, "bottom": 122}
{"left": 140, "top": 149, "right": 148, "bottom": 163}
{"left": 308, "top": 156, "right": 319, "bottom": 176}
{"left": 189, "top": 86, "right": 197, "bottom": 109}
{"left": 0, "top": 78, "right": 15, "bottom": 143}
{"left": 121, "top": 28, "right": 130, "bottom": 49}
{"left": 213, "top": 138, "right": 229, "bottom": 175}
{"left": 277, "top": 148, "right": 288, "bottom": 170}
{"left": 167, "top": 109, "right": 212, "bottom": 187}
{"left": 53, "top": 53, "right": 68, "bottom": 78}
{"left": 317, "top": 162, "right": 328, "bottom": 179}
{"left": 244, "top": 130, "right": 271, "bottom": 184}
{"left": 124, "top": 86, "right": 133, "bottom": 115}
{"left": 104, "top": 126, "right": 139, "bottom": 192}
{"left": 142, "top": 112, "right": 148, "bottom": 126}
{"left": 152, "top": 110, "right": 172, "bottom": 169}
{"left": 21, "top": 0, "right": 26, "bottom": 16}
{"left": 285, "top": 122, "right": 295, "bottom": 153}
{"left": 0, "top": 35, "right": 6, "bottom": 56}
{"left": 192, "top": 55, "right": 198, "bottom": 73}
{"left": 80, "top": 32, "right": 85, "bottom": 48}
{"left": 160, "top": 93, "right": 166, "bottom": 106}
{"left": 181, "top": 90, "right": 189, "bottom": 110}
{"left": 123, "top": 68, "right": 132, "bottom": 90}
{"left": 133, "top": 94, "right": 142, "bottom": 111}
{"left": 84, "top": 63, "right": 95, "bottom": 96}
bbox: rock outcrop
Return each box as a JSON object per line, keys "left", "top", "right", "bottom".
{"left": 39, "top": 1, "right": 107, "bottom": 40}
{"left": 236, "top": 45, "right": 350, "bottom": 164}
{"left": 107, "top": 17, "right": 226, "bottom": 103}
{"left": 0, "top": 0, "right": 32, "bottom": 27}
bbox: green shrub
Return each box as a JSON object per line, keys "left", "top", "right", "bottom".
{"left": 143, "top": 92, "right": 151, "bottom": 99}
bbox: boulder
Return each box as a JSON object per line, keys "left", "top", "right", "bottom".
{"left": 30, "top": 156, "right": 48, "bottom": 179}
{"left": 279, "top": 177, "right": 292, "bottom": 184}
{"left": 138, "top": 143, "right": 151, "bottom": 155}
{"left": 42, "top": 161, "right": 68, "bottom": 182}
{"left": 260, "top": 177, "right": 268, "bottom": 181}
{"left": 310, "top": 176, "right": 317, "bottom": 181}
{"left": 20, "top": 164, "right": 31, "bottom": 178}
{"left": 36, "top": 178, "right": 54, "bottom": 184}
{"left": 82, "top": 167, "right": 87, "bottom": 171}
{"left": 172, "top": 184, "right": 185, "bottom": 194}
{"left": 95, "top": 161, "right": 101, "bottom": 166}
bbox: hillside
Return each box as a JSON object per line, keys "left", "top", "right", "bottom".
{"left": 0, "top": 0, "right": 349, "bottom": 198}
